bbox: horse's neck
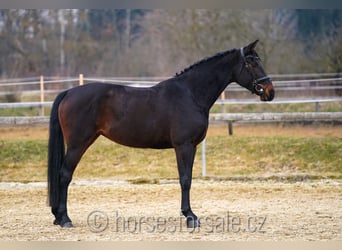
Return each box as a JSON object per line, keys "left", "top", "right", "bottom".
{"left": 184, "top": 54, "right": 236, "bottom": 111}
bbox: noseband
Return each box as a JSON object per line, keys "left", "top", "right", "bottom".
{"left": 240, "top": 47, "right": 271, "bottom": 95}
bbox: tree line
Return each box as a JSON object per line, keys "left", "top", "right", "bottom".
{"left": 1, "top": 9, "right": 342, "bottom": 78}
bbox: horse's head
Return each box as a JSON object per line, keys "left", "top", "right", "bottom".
{"left": 233, "top": 40, "right": 275, "bottom": 102}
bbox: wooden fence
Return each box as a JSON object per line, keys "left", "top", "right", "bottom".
{"left": 1, "top": 74, "right": 342, "bottom": 128}
{"left": 1, "top": 112, "right": 342, "bottom": 127}
{"left": 1, "top": 74, "right": 342, "bottom": 177}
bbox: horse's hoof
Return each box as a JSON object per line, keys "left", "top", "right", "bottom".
{"left": 61, "top": 221, "right": 74, "bottom": 228}
{"left": 53, "top": 219, "right": 73, "bottom": 228}
{"left": 187, "top": 218, "right": 200, "bottom": 228}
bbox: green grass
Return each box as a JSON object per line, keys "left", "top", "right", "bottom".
{"left": 204, "top": 136, "right": 342, "bottom": 177}
{"left": 1, "top": 135, "right": 341, "bottom": 182}
{"left": 0, "top": 108, "right": 45, "bottom": 116}
{"left": 0, "top": 139, "right": 48, "bottom": 182}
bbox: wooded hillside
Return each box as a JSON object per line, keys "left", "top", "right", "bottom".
{"left": 1, "top": 9, "right": 342, "bottom": 78}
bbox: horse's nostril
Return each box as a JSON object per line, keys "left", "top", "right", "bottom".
{"left": 268, "top": 89, "right": 275, "bottom": 101}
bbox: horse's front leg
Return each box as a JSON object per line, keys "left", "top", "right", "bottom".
{"left": 175, "top": 143, "right": 200, "bottom": 228}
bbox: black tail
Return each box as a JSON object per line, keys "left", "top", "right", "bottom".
{"left": 48, "top": 91, "right": 68, "bottom": 208}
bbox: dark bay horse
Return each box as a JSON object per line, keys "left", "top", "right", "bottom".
{"left": 48, "top": 40, "right": 275, "bottom": 228}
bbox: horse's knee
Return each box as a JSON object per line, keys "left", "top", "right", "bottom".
{"left": 180, "top": 176, "right": 191, "bottom": 190}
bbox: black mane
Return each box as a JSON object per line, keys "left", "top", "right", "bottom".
{"left": 175, "top": 48, "right": 237, "bottom": 77}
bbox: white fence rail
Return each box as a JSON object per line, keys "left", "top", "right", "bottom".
{"left": 0, "top": 73, "right": 341, "bottom": 118}
{"left": 2, "top": 97, "right": 342, "bottom": 109}
{"left": 1, "top": 112, "right": 341, "bottom": 126}
{"left": 210, "top": 112, "right": 342, "bottom": 122}
{"left": 1, "top": 74, "right": 342, "bottom": 110}
{"left": 1, "top": 74, "right": 342, "bottom": 178}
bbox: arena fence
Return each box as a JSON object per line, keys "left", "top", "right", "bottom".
{"left": 1, "top": 74, "right": 342, "bottom": 177}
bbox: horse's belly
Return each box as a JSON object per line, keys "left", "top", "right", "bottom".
{"left": 102, "top": 119, "right": 173, "bottom": 149}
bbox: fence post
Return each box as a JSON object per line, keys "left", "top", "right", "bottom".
{"left": 220, "top": 91, "right": 226, "bottom": 113}
{"left": 40, "top": 75, "right": 44, "bottom": 116}
{"left": 79, "top": 74, "right": 84, "bottom": 85}
{"left": 228, "top": 121, "right": 233, "bottom": 136}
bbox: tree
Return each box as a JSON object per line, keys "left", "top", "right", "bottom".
{"left": 0, "top": 10, "right": 42, "bottom": 77}
{"left": 292, "top": 10, "right": 342, "bottom": 73}
{"left": 295, "top": 10, "right": 342, "bottom": 41}
{"left": 133, "top": 10, "right": 307, "bottom": 75}
{"left": 1, "top": 9, "right": 342, "bottom": 78}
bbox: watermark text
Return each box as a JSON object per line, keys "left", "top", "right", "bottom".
{"left": 87, "top": 210, "right": 267, "bottom": 234}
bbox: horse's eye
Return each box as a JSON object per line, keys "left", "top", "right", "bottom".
{"left": 249, "top": 56, "right": 260, "bottom": 66}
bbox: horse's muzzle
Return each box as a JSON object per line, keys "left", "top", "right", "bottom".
{"left": 259, "top": 81, "right": 275, "bottom": 102}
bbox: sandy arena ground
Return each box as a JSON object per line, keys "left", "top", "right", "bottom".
{"left": 0, "top": 179, "right": 341, "bottom": 241}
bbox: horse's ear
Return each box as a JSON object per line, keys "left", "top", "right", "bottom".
{"left": 243, "top": 40, "right": 259, "bottom": 54}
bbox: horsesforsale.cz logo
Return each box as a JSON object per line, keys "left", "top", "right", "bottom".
{"left": 87, "top": 210, "right": 267, "bottom": 233}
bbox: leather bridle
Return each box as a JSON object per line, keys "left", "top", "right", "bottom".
{"left": 239, "top": 47, "right": 271, "bottom": 95}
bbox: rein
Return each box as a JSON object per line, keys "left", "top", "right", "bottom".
{"left": 239, "top": 47, "right": 271, "bottom": 95}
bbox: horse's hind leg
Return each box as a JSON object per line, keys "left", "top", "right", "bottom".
{"left": 52, "top": 147, "right": 83, "bottom": 227}
{"left": 53, "top": 135, "right": 99, "bottom": 227}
